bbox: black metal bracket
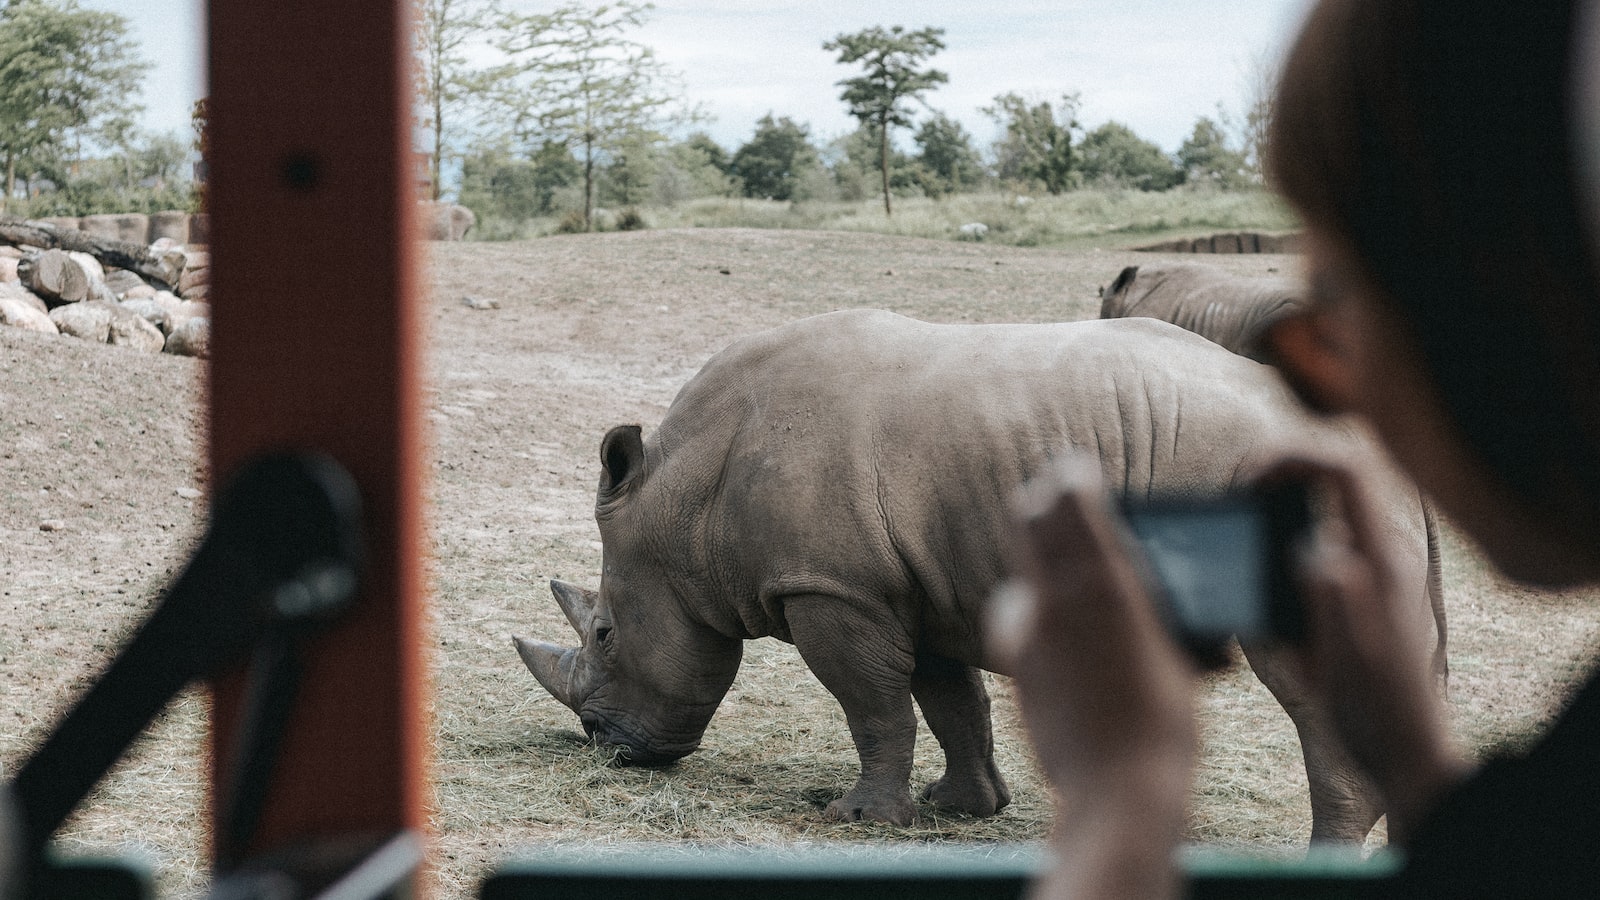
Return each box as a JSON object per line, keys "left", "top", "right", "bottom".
{"left": 4, "top": 452, "right": 367, "bottom": 898}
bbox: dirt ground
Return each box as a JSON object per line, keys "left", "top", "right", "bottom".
{"left": 3, "top": 228, "right": 1598, "bottom": 897}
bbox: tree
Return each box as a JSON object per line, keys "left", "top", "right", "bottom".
{"left": 600, "top": 131, "right": 658, "bottom": 206}
{"left": 413, "top": 0, "right": 493, "bottom": 201}
{"left": 828, "top": 124, "right": 915, "bottom": 202}
{"left": 984, "top": 92, "right": 1079, "bottom": 194}
{"left": 730, "top": 114, "right": 819, "bottom": 202}
{"left": 823, "top": 25, "right": 947, "bottom": 215}
{"left": 459, "top": 140, "right": 580, "bottom": 221}
{"left": 1177, "top": 114, "right": 1251, "bottom": 188}
{"left": 912, "top": 111, "right": 984, "bottom": 197}
{"left": 1077, "top": 121, "right": 1180, "bottom": 191}
{"left": 651, "top": 132, "right": 737, "bottom": 205}
{"left": 1240, "top": 47, "right": 1282, "bottom": 181}
{"left": 0, "top": 0, "right": 149, "bottom": 211}
{"left": 483, "top": 0, "right": 684, "bottom": 231}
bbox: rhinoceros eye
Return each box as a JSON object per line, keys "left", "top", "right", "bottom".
{"left": 595, "top": 625, "right": 613, "bottom": 647}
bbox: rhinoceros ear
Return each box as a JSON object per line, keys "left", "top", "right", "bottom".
{"left": 1108, "top": 264, "right": 1139, "bottom": 298}
{"left": 600, "top": 424, "right": 646, "bottom": 493}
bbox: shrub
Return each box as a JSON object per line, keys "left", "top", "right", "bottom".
{"left": 555, "top": 209, "right": 588, "bottom": 234}
{"left": 615, "top": 207, "right": 647, "bottom": 231}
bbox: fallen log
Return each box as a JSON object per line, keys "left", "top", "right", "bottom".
{"left": 0, "top": 214, "right": 184, "bottom": 289}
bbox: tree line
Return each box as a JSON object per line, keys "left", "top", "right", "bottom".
{"left": 423, "top": 0, "right": 1268, "bottom": 231}
{"left": 0, "top": 0, "right": 1268, "bottom": 224}
{"left": 0, "top": 0, "right": 194, "bottom": 215}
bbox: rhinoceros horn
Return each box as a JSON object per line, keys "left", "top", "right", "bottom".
{"left": 550, "top": 578, "right": 596, "bottom": 636}
{"left": 514, "top": 636, "right": 586, "bottom": 713}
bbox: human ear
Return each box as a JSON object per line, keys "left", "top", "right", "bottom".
{"left": 1264, "top": 309, "right": 1359, "bottom": 415}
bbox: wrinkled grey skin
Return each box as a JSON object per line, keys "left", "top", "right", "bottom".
{"left": 516, "top": 310, "right": 1444, "bottom": 840}
{"left": 1099, "top": 261, "right": 1307, "bottom": 363}
{"left": 1101, "top": 261, "right": 1449, "bottom": 688}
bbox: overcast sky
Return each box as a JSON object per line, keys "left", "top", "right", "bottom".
{"left": 89, "top": 0, "right": 1315, "bottom": 156}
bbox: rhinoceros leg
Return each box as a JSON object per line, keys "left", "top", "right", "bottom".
{"left": 786, "top": 594, "right": 918, "bottom": 826}
{"left": 1239, "top": 640, "right": 1384, "bottom": 844}
{"left": 911, "top": 654, "right": 1011, "bottom": 816}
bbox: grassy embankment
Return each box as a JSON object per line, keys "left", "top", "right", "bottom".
{"left": 469, "top": 187, "right": 1300, "bottom": 250}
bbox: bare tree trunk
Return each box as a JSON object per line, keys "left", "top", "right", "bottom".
{"left": 2, "top": 154, "right": 11, "bottom": 214}
{"left": 584, "top": 133, "right": 596, "bottom": 232}
{"left": 431, "top": 71, "right": 445, "bottom": 202}
{"left": 879, "top": 114, "right": 892, "bottom": 217}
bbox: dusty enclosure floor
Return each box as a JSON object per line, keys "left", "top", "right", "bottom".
{"left": 3, "top": 228, "right": 1598, "bottom": 897}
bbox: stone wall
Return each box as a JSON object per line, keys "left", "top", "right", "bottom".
{"left": 31, "top": 201, "right": 475, "bottom": 246}
{"left": 1135, "top": 231, "right": 1302, "bottom": 254}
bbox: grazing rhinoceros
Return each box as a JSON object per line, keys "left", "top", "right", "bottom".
{"left": 515, "top": 310, "right": 1445, "bottom": 841}
{"left": 1099, "top": 261, "right": 1307, "bottom": 362}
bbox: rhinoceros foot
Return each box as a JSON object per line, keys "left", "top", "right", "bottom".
{"left": 823, "top": 786, "right": 916, "bottom": 826}
{"left": 919, "top": 762, "right": 1011, "bottom": 817}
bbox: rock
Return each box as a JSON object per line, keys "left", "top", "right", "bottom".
{"left": 188, "top": 213, "right": 210, "bottom": 244}
{"left": 148, "top": 210, "right": 190, "bottom": 244}
{"left": 164, "top": 316, "right": 210, "bottom": 358}
{"left": 103, "top": 269, "right": 150, "bottom": 297}
{"left": 462, "top": 295, "right": 499, "bottom": 310}
{"left": 177, "top": 264, "right": 210, "bottom": 296}
{"left": 65, "top": 251, "right": 107, "bottom": 287}
{"left": 39, "top": 520, "right": 66, "bottom": 532}
{"left": 38, "top": 216, "right": 80, "bottom": 232}
{"left": 87, "top": 280, "right": 119, "bottom": 305}
{"left": 174, "top": 300, "right": 210, "bottom": 321}
{"left": 18, "top": 249, "right": 93, "bottom": 306}
{"left": 149, "top": 237, "right": 182, "bottom": 255}
{"left": 175, "top": 487, "right": 203, "bottom": 499}
{"left": 177, "top": 270, "right": 209, "bottom": 294}
{"left": 180, "top": 283, "right": 211, "bottom": 302}
{"left": 48, "top": 301, "right": 117, "bottom": 342}
{"left": 0, "top": 256, "right": 16, "bottom": 282}
{"left": 107, "top": 306, "right": 166, "bottom": 353}
{"left": 0, "top": 282, "right": 47, "bottom": 315}
{"left": 0, "top": 245, "right": 22, "bottom": 259}
{"left": 121, "top": 283, "right": 156, "bottom": 301}
{"left": 120, "top": 297, "right": 172, "bottom": 333}
{"left": 957, "top": 222, "right": 989, "bottom": 239}
{"left": 422, "top": 202, "right": 476, "bottom": 240}
{"left": 0, "top": 297, "right": 57, "bottom": 334}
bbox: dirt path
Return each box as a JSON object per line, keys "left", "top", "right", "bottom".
{"left": 3, "top": 229, "right": 1595, "bottom": 897}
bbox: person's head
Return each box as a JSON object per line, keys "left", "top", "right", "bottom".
{"left": 1266, "top": 0, "right": 1600, "bottom": 586}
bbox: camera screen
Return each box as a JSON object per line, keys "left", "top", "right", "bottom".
{"left": 1124, "top": 502, "right": 1268, "bottom": 638}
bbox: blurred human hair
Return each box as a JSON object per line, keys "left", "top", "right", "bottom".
{"left": 1268, "top": 0, "right": 1600, "bottom": 547}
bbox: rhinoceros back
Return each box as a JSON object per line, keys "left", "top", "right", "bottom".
{"left": 1101, "top": 263, "right": 1305, "bottom": 359}
{"left": 647, "top": 310, "right": 1381, "bottom": 660}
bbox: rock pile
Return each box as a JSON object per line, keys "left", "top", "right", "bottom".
{"left": 0, "top": 215, "right": 210, "bottom": 358}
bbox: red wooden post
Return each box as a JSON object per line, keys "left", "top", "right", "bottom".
{"left": 206, "top": 0, "right": 428, "bottom": 866}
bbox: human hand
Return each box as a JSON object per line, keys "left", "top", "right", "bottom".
{"left": 988, "top": 454, "right": 1196, "bottom": 900}
{"left": 1272, "top": 458, "right": 1471, "bottom": 844}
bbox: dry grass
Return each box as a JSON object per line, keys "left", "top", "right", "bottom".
{"left": 474, "top": 187, "right": 1300, "bottom": 250}
{"left": 3, "top": 229, "right": 1598, "bottom": 899}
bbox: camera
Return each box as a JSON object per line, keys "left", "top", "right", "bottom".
{"left": 1120, "top": 480, "right": 1313, "bottom": 667}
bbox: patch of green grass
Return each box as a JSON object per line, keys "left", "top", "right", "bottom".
{"left": 466, "top": 188, "right": 1299, "bottom": 250}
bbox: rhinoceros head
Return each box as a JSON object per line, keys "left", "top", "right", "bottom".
{"left": 513, "top": 424, "right": 743, "bottom": 765}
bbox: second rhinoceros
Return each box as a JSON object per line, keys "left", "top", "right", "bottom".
{"left": 515, "top": 309, "right": 1445, "bottom": 841}
{"left": 1099, "top": 261, "right": 1307, "bottom": 362}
